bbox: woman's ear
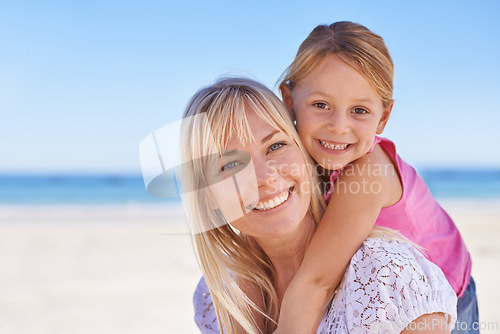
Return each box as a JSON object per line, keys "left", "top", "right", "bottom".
{"left": 280, "top": 84, "right": 296, "bottom": 120}
{"left": 376, "top": 99, "right": 394, "bottom": 134}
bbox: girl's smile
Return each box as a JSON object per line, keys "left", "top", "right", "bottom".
{"left": 318, "top": 139, "right": 351, "bottom": 151}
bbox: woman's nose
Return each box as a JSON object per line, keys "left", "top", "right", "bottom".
{"left": 325, "top": 111, "right": 349, "bottom": 134}
{"left": 254, "top": 158, "right": 278, "bottom": 187}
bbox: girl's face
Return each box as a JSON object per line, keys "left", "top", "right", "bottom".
{"left": 205, "top": 109, "right": 313, "bottom": 240}
{"left": 283, "top": 55, "right": 393, "bottom": 171}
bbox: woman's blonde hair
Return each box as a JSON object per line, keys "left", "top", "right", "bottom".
{"left": 279, "top": 21, "right": 394, "bottom": 108}
{"left": 181, "top": 77, "right": 326, "bottom": 333}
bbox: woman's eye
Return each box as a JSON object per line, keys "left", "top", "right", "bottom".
{"left": 221, "top": 161, "right": 239, "bottom": 172}
{"left": 352, "top": 107, "right": 369, "bottom": 115}
{"left": 313, "top": 102, "right": 328, "bottom": 110}
{"left": 269, "top": 142, "right": 285, "bottom": 152}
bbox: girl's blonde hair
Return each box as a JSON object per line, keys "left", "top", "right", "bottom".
{"left": 181, "top": 77, "right": 409, "bottom": 333}
{"left": 181, "top": 77, "right": 325, "bottom": 333}
{"left": 279, "top": 21, "right": 394, "bottom": 108}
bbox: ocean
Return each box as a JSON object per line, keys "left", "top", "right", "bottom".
{"left": 0, "top": 169, "right": 499, "bottom": 205}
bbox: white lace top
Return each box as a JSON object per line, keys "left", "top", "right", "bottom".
{"left": 193, "top": 238, "right": 457, "bottom": 333}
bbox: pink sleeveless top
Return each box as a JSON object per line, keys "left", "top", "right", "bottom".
{"left": 325, "top": 136, "right": 471, "bottom": 297}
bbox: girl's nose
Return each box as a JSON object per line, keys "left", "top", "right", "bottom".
{"left": 325, "top": 112, "right": 349, "bottom": 134}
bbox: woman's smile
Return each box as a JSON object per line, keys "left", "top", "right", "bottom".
{"left": 254, "top": 188, "right": 290, "bottom": 211}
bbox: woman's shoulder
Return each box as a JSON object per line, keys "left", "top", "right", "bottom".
{"left": 346, "top": 237, "right": 457, "bottom": 305}
{"left": 193, "top": 277, "right": 220, "bottom": 333}
{"left": 351, "top": 237, "right": 424, "bottom": 266}
{"left": 319, "top": 238, "right": 457, "bottom": 333}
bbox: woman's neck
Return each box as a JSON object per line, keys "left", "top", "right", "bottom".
{"left": 253, "top": 213, "right": 316, "bottom": 301}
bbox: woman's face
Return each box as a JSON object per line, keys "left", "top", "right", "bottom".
{"left": 205, "top": 109, "right": 313, "bottom": 240}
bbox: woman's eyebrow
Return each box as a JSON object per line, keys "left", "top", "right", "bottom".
{"left": 219, "top": 150, "right": 241, "bottom": 157}
{"left": 218, "top": 130, "right": 280, "bottom": 157}
{"left": 261, "top": 130, "right": 279, "bottom": 144}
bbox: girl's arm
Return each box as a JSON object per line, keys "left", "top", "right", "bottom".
{"left": 276, "top": 147, "right": 402, "bottom": 334}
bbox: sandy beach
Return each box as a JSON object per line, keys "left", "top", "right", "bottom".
{"left": 0, "top": 200, "right": 499, "bottom": 334}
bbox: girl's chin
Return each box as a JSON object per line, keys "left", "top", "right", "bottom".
{"left": 315, "top": 159, "right": 346, "bottom": 172}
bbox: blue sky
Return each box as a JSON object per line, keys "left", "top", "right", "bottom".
{"left": 1, "top": 0, "right": 499, "bottom": 173}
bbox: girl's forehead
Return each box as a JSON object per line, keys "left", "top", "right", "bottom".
{"left": 295, "top": 56, "right": 381, "bottom": 101}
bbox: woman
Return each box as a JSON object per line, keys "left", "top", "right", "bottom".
{"left": 181, "top": 77, "right": 457, "bottom": 333}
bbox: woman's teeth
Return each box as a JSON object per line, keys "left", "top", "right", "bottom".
{"left": 254, "top": 190, "right": 290, "bottom": 211}
{"left": 319, "top": 140, "right": 349, "bottom": 151}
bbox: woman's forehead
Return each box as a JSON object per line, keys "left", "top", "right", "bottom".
{"left": 222, "top": 111, "right": 286, "bottom": 149}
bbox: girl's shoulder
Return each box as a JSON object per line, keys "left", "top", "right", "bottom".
{"left": 347, "top": 139, "right": 397, "bottom": 177}
{"left": 338, "top": 143, "right": 402, "bottom": 207}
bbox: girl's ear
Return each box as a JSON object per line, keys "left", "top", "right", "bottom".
{"left": 280, "top": 84, "right": 296, "bottom": 120}
{"left": 376, "top": 99, "right": 394, "bottom": 134}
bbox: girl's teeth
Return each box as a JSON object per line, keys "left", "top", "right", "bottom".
{"left": 319, "top": 140, "right": 349, "bottom": 150}
{"left": 255, "top": 190, "right": 290, "bottom": 211}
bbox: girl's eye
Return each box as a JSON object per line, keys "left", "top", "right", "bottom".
{"left": 313, "top": 102, "right": 329, "bottom": 110}
{"left": 352, "top": 107, "right": 369, "bottom": 115}
{"left": 269, "top": 142, "right": 285, "bottom": 152}
{"left": 221, "top": 161, "right": 239, "bottom": 172}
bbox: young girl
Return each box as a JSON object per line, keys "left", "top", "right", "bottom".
{"left": 276, "top": 21, "right": 478, "bottom": 333}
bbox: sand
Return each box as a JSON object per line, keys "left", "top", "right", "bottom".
{"left": 0, "top": 200, "right": 498, "bottom": 334}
